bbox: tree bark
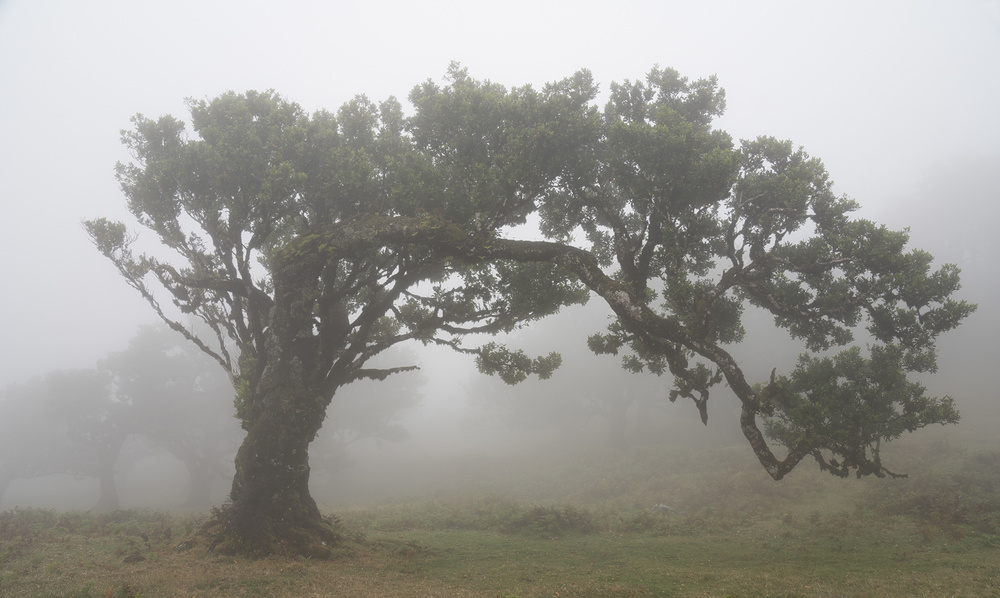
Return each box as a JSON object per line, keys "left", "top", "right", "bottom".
{"left": 207, "top": 375, "right": 338, "bottom": 557}
{"left": 206, "top": 244, "right": 340, "bottom": 558}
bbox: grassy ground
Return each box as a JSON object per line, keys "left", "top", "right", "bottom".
{"left": 3, "top": 441, "right": 1000, "bottom": 597}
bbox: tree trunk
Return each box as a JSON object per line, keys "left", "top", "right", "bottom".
{"left": 176, "top": 450, "right": 215, "bottom": 507}
{"left": 204, "top": 233, "right": 344, "bottom": 558}
{"left": 94, "top": 468, "right": 119, "bottom": 511}
{"left": 92, "top": 435, "right": 126, "bottom": 512}
{"left": 206, "top": 370, "right": 339, "bottom": 558}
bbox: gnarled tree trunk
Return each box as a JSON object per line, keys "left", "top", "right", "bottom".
{"left": 206, "top": 246, "right": 340, "bottom": 557}
{"left": 207, "top": 375, "right": 338, "bottom": 557}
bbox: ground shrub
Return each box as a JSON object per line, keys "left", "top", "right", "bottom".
{"left": 504, "top": 505, "right": 594, "bottom": 535}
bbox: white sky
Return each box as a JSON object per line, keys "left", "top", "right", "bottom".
{"left": 1, "top": 0, "right": 998, "bottom": 388}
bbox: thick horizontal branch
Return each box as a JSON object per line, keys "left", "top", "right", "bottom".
{"left": 284, "top": 214, "right": 762, "bottom": 406}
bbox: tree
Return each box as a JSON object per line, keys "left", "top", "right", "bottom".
{"left": 103, "top": 325, "right": 241, "bottom": 507}
{"left": 87, "top": 65, "right": 972, "bottom": 557}
{"left": 1, "top": 328, "right": 239, "bottom": 511}
{"left": 468, "top": 304, "right": 679, "bottom": 449}
{"left": 44, "top": 368, "right": 127, "bottom": 510}
{"left": 0, "top": 379, "right": 82, "bottom": 507}
{"left": 86, "top": 68, "right": 591, "bottom": 556}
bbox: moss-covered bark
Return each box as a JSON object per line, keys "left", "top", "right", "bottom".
{"left": 206, "top": 380, "right": 339, "bottom": 558}
{"left": 205, "top": 234, "right": 342, "bottom": 558}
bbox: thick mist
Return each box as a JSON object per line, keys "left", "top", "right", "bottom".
{"left": 1, "top": 1, "right": 998, "bottom": 515}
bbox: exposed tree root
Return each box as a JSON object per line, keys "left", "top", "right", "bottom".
{"left": 198, "top": 500, "right": 342, "bottom": 559}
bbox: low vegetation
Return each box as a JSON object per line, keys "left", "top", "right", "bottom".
{"left": 2, "top": 440, "right": 999, "bottom": 597}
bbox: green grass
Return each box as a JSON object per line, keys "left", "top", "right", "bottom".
{"left": 3, "top": 441, "right": 1000, "bottom": 597}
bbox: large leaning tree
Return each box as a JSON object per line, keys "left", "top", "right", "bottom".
{"left": 87, "top": 64, "right": 974, "bottom": 557}
{"left": 86, "top": 67, "right": 590, "bottom": 555}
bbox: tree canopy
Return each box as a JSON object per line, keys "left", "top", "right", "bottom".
{"left": 86, "top": 64, "right": 974, "bottom": 557}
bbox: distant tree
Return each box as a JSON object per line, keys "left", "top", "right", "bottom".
{"left": 0, "top": 380, "right": 81, "bottom": 507}
{"left": 2, "top": 327, "right": 241, "bottom": 511}
{"left": 87, "top": 65, "right": 973, "bottom": 557}
{"left": 44, "top": 368, "right": 126, "bottom": 511}
{"left": 103, "top": 325, "right": 241, "bottom": 506}
{"left": 309, "top": 345, "right": 424, "bottom": 474}
{"left": 468, "top": 369, "right": 591, "bottom": 442}
{"left": 468, "top": 310, "right": 673, "bottom": 449}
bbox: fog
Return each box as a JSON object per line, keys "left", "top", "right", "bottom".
{"left": 1, "top": 0, "right": 998, "bottom": 511}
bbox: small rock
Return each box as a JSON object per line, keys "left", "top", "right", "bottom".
{"left": 174, "top": 540, "right": 197, "bottom": 552}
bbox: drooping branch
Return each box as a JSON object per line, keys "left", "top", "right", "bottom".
{"left": 282, "top": 211, "right": 966, "bottom": 480}
{"left": 84, "top": 219, "right": 238, "bottom": 377}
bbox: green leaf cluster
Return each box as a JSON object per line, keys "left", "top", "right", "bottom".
{"left": 475, "top": 342, "right": 562, "bottom": 385}
{"left": 764, "top": 344, "right": 960, "bottom": 477}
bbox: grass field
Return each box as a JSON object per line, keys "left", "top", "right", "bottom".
{"left": 2, "top": 440, "right": 999, "bottom": 597}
